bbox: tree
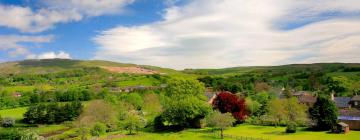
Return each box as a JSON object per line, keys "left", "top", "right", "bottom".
{"left": 206, "top": 111, "right": 236, "bottom": 139}
{"left": 90, "top": 122, "right": 106, "bottom": 137}
{"left": 161, "top": 78, "right": 211, "bottom": 129}
{"left": 78, "top": 100, "right": 117, "bottom": 129}
{"left": 309, "top": 96, "right": 338, "bottom": 130}
{"left": 213, "top": 92, "right": 247, "bottom": 121}
{"left": 164, "top": 78, "right": 206, "bottom": 99}
{"left": 162, "top": 96, "right": 211, "bottom": 128}
{"left": 122, "top": 111, "right": 145, "bottom": 135}
{"left": 267, "top": 98, "right": 308, "bottom": 132}
{"left": 245, "top": 97, "right": 261, "bottom": 116}
{"left": 267, "top": 99, "right": 286, "bottom": 127}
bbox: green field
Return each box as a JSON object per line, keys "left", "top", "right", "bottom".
{"left": 113, "top": 125, "right": 360, "bottom": 140}
{"left": 0, "top": 107, "right": 27, "bottom": 120}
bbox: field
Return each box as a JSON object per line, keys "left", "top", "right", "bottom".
{"left": 4, "top": 106, "right": 360, "bottom": 140}
{"left": 0, "top": 107, "right": 27, "bottom": 120}
{"left": 113, "top": 125, "right": 360, "bottom": 140}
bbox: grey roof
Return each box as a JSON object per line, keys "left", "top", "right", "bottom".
{"left": 334, "top": 97, "right": 351, "bottom": 108}
{"left": 338, "top": 116, "right": 360, "bottom": 121}
{"left": 351, "top": 95, "right": 360, "bottom": 101}
{"left": 338, "top": 122, "right": 349, "bottom": 127}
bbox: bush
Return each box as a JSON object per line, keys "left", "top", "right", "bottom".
{"left": 153, "top": 116, "right": 165, "bottom": 131}
{"left": 0, "top": 129, "right": 20, "bottom": 139}
{"left": 90, "top": 122, "right": 106, "bottom": 137}
{"left": 286, "top": 122, "right": 297, "bottom": 133}
{"left": 1, "top": 117, "right": 15, "bottom": 127}
{"left": 0, "top": 129, "right": 43, "bottom": 140}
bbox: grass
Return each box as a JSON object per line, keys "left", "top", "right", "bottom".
{"left": 112, "top": 125, "right": 360, "bottom": 140}
{"left": 0, "top": 107, "right": 27, "bottom": 120}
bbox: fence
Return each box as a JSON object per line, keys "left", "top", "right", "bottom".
{"left": 210, "top": 132, "right": 270, "bottom": 140}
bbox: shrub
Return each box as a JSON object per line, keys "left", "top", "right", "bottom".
{"left": 1, "top": 117, "right": 15, "bottom": 127}
{"left": 286, "top": 122, "right": 297, "bottom": 133}
{"left": 153, "top": 116, "right": 165, "bottom": 131}
{"left": 90, "top": 122, "right": 106, "bottom": 137}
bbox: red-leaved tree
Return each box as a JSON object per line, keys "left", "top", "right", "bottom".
{"left": 212, "top": 92, "right": 247, "bottom": 121}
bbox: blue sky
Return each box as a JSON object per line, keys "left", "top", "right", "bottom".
{"left": 0, "top": 0, "right": 359, "bottom": 69}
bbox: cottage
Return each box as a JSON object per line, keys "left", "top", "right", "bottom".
{"left": 350, "top": 95, "right": 360, "bottom": 108}
{"left": 297, "top": 94, "right": 316, "bottom": 106}
{"left": 334, "top": 97, "right": 351, "bottom": 109}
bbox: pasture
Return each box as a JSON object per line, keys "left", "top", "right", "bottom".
{"left": 113, "top": 125, "right": 360, "bottom": 140}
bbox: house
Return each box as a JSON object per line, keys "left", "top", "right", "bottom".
{"left": 338, "top": 109, "right": 360, "bottom": 130}
{"left": 334, "top": 97, "right": 351, "bottom": 109}
{"left": 12, "top": 92, "right": 22, "bottom": 97}
{"left": 292, "top": 91, "right": 311, "bottom": 98}
{"left": 350, "top": 95, "right": 360, "bottom": 108}
{"left": 297, "top": 94, "right": 316, "bottom": 106}
{"left": 205, "top": 88, "right": 217, "bottom": 104}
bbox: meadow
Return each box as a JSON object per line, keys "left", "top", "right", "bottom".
{"left": 2, "top": 106, "right": 360, "bottom": 140}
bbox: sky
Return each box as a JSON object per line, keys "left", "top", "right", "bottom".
{"left": 0, "top": 0, "right": 359, "bottom": 69}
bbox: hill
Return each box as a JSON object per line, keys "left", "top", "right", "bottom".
{"left": 0, "top": 59, "right": 179, "bottom": 75}
{"left": 183, "top": 63, "right": 360, "bottom": 76}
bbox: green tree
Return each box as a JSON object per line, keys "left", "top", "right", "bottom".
{"left": 309, "top": 96, "right": 338, "bottom": 130}
{"left": 161, "top": 78, "right": 211, "bottom": 128}
{"left": 245, "top": 97, "right": 261, "bottom": 116}
{"left": 164, "top": 78, "right": 206, "bottom": 99}
{"left": 206, "top": 111, "right": 236, "bottom": 139}
{"left": 122, "top": 111, "right": 144, "bottom": 135}
{"left": 267, "top": 98, "right": 308, "bottom": 132}
{"left": 90, "top": 122, "right": 106, "bottom": 137}
{"left": 162, "top": 96, "right": 211, "bottom": 128}
{"left": 267, "top": 99, "right": 286, "bottom": 127}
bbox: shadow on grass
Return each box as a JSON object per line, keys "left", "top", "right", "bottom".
{"left": 262, "top": 131, "right": 288, "bottom": 135}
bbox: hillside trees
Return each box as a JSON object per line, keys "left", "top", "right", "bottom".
{"left": 23, "top": 101, "right": 82, "bottom": 124}
{"left": 309, "top": 96, "right": 338, "bottom": 130}
{"left": 212, "top": 92, "right": 247, "bottom": 122}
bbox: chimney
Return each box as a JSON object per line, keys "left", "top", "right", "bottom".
{"left": 331, "top": 91, "right": 335, "bottom": 100}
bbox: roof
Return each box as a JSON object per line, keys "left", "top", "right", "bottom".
{"left": 334, "top": 97, "right": 351, "bottom": 108}
{"left": 205, "top": 92, "right": 216, "bottom": 101}
{"left": 338, "top": 116, "right": 360, "bottom": 121}
{"left": 351, "top": 95, "right": 360, "bottom": 101}
{"left": 339, "top": 109, "right": 360, "bottom": 117}
{"left": 338, "top": 122, "right": 349, "bottom": 127}
{"left": 292, "top": 91, "right": 310, "bottom": 96}
{"left": 298, "top": 95, "right": 316, "bottom": 104}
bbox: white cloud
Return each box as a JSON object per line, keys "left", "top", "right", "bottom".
{"left": 93, "top": 0, "right": 360, "bottom": 69}
{"left": 27, "top": 51, "right": 71, "bottom": 59}
{"left": 0, "top": 0, "right": 134, "bottom": 33}
{"left": 0, "top": 35, "right": 53, "bottom": 57}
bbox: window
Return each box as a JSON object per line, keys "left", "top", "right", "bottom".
{"left": 355, "top": 101, "right": 358, "bottom": 106}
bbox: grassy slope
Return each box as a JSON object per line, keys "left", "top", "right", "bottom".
{"left": 0, "top": 59, "right": 184, "bottom": 76}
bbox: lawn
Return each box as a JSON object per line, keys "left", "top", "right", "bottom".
{"left": 113, "top": 125, "right": 360, "bottom": 140}
{"left": 0, "top": 107, "right": 27, "bottom": 120}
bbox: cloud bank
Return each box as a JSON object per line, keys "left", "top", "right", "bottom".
{"left": 27, "top": 51, "right": 71, "bottom": 59}
{"left": 0, "top": 0, "right": 134, "bottom": 33}
{"left": 0, "top": 35, "right": 53, "bottom": 57}
{"left": 93, "top": 0, "right": 360, "bottom": 69}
